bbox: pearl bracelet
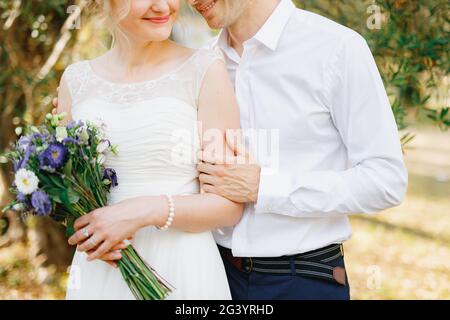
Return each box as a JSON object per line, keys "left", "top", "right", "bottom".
{"left": 157, "top": 195, "right": 175, "bottom": 231}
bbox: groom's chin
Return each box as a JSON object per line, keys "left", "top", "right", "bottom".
{"left": 204, "top": 17, "right": 224, "bottom": 30}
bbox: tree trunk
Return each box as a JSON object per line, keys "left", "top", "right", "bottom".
{"left": 27, "top": 217, "right": 75, "bottom": 272}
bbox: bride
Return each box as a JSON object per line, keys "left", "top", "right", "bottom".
{"left": 56, "top": 0, "right": 243, "bottom": 299}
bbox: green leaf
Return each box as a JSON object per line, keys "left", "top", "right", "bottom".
{"left": 64, "top": 158, "right": 73, "bottom": 176}
{"left": 65, "top": 216, "right": 76, "bottom": 238}
{"left": 48, "top": 174, "right": 66, "bottom": 189}
{"left": 60, "top": 190, "right": 74, "bottom": 214}
{"left": 67, "top": 187, "right": 80, "bottom": 204}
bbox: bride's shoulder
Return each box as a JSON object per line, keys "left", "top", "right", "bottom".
{"left": 170, "top": 42, "right": 224, "bottom": 64}
{"left": 62, "top": 59, "right": 91, "bottom": 81}
{"left": 192, "top": 46, "right": 225, "bottom": 63}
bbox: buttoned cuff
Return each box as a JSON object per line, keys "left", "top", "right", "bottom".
{"left": 254, "top": 167, "right": 293, "bottom": 214}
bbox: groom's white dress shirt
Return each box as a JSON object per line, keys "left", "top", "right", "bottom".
{"left": 210, "top": 0, "right": 408, "bottom": 257}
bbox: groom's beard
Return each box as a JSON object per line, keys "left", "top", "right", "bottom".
{"left": 190, "top": 0, "right": 253, "bottom": 30}
{"left": 191, "top": 0, "right": 220, "bottom": 16}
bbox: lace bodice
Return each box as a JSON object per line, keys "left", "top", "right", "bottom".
{"left": 64, "top": 48, "right": 225, "bottom": 202}
{"left": 63, "top": 47, "right": 225, "bottom": 107}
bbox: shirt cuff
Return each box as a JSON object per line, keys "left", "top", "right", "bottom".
{"left": 254, "top": 167, "right": 293, "bottom": 214}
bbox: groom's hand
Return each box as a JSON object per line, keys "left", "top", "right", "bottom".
{"left": 197, "top": 132, "right": 261, "bottom": 204}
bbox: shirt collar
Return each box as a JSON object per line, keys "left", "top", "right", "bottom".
{"left": 214, "top": 0, "right": 296, "bottom": 52}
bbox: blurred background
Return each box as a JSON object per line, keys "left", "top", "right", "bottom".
{"left": 0, "top": 0, "right": 449, "bottom": 299}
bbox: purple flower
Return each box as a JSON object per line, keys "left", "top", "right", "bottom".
{"left": 38, "top": 143, "right": 68, "bottom": 170}
{"left": 16, "top": 192, "right": 27, "bottom": 202}
{"left": 15, "top": 144, "right": 36, "bottom": 171}
{"left": 17, "top": 135, "right": 32, "bottom": 152}
{"left": 103, "top": 168, "right": 118, "bottom": 189}
{"left": 67, "top": 120, "right": 83, "bottom": 130}
{"left": 62, "top": 137, "right": 80, "bottom": 145}
{"left": 15, "top": 192, "right": 31, "bottom": 211}
{"left": 31, "top": 190, "right": 52, "bottom": 216}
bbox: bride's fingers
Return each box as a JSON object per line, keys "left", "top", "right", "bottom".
{"left": 100, "top": 250, "right": 122, "bottom": 262}
{"left": 77, "top": 234, "right": 103, "bottom": 252}
{"left": 68, "top": 226, "right": 91, "bottom": 245}
{"left": 73, "top": 212, "right": 93, "bottom": 231}
{"left": 87, "top": 240, "right": 113, "bottom": 261}
{"left": 111, "top": 242, "right": 128, "bottom": 251}
{"left": 86, "top": 249, "right": 121, "bottom": 268}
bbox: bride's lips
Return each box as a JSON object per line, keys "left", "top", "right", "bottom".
{"left": 196, "top": 0, "right": 218, "bottom": 16}
{"left": 142, "top": 15, "right": 171, "bottom": 24}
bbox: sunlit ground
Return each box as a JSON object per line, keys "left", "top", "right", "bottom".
{"left": 0, "top": 127, "right": 449, "bottom": 300}
{"left": 347, "top": 126, "right": 450, "bottom": 299}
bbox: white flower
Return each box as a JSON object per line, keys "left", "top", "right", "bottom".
{"left": 97, "top": 154, "right": 106, "bottom": 165}
{"left": 15, "top": 169, "right": 39, "bottom": 195}
{"left": 15, "top": 127, "right": 23, "bottom": 136}
{"left": 96, "top": 140, "right": 110, "bottom": 154}
{"left": 55, "top": 126, "right": 68, "bottom": 142}
{"left": 12, "top": 203, "right": 26, "bottom": 211}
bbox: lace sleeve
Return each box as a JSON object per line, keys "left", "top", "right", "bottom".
{"left": 193, "top": 47, "right": 226, "bottom": 104}
{"left": 61, "top": 61, "right": 89, "bottom": 105}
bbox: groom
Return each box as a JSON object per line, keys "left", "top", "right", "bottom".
{"left": 189, "top": 0, "right": 408, "bottom": 300}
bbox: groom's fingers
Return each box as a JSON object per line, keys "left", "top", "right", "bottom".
{"left": 198, "top": 150, "right": 237, "bottom": 165}
{"left": 198, "top": 173, "right": 219, "bottom": 186}
{"left": 202, "top": 184, "right": 220, "bottom": 195}
{"left": 197, "top": 162, "right": 216, "bottom": 175}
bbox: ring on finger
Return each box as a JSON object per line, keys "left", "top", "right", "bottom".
{"left": 81, "top": 227, "right": 89, "bottom": 239}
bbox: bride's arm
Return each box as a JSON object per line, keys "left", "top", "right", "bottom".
{"left": 58, "top": 73, "right": 127, "bottom": 266}
{"left": 157, "top": 58, "right": 244, "bottom": 232}
{"left": 69, "top": 59, "right": 244, "bottom": 260}
{"left": 55, "top": 75, "right": 73, "bottom": 125}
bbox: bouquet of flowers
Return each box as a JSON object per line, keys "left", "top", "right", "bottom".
{"left": 1, "top": 112, "right": 172, "bottom": 300}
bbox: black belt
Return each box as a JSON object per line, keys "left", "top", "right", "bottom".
{"left": 218, "top": 244, "right": 347, "bottom": 286}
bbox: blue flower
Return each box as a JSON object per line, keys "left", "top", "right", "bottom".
{"left": 67, "top": 120, "right": 83, "bottom": 130}
{"left": 16, "top": 192, "right": 31, "bottom": 211}
{"left": 16, "top": 192, "right": 27, "bottom": 202}
{"left": 31, "top": 190, "right": 52, "bottom": 216}
{"left": 17, "top": 135, "right": 32, "bottom": 152}
{"left": 38, "top": 143, "right": 68, "bottom": 170}
{"left": 62, "top": 137, "right": 80, "bottom": 145}
{"left": 103, "top": 168, "right": 118, "bottom": 188}
{"left": 15, "top": 144, "right": 36, "bottom": 171}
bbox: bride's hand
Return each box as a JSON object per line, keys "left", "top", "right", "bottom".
{"left": 88, "top": 241, "right": 129, "bottom": 268}
{"left": 67, "top": 196, "right": 165, "bottom": 261}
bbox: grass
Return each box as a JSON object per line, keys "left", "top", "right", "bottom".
{"left": 0, "top": 127, "right": 449, "bottom": 300}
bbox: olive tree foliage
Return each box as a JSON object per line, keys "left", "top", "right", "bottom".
{"left": 0, "top": 0, "right": 90, "bottom": 267}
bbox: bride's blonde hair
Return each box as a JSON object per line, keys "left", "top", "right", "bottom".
{"left": 89, "top": 0, "right": 132, "bottom": 48}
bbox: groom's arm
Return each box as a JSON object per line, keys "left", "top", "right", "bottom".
{"left": 199, "top": 34, "right": 408, "bottom": 217}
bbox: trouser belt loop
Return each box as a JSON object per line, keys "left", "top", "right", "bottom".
{"left": 289, "top": 256, "right": 296, "bottom": 276}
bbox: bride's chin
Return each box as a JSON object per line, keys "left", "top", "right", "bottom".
{"left": 140, "top": 30, "right": 173, "bottom": 42}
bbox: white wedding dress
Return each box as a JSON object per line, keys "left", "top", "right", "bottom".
{"left": 63, "top": 48, "right": 232, "bottom": 300}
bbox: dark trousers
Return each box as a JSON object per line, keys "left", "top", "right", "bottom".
{"left": 221, "top": 253, "right": 350, "bottom": 300}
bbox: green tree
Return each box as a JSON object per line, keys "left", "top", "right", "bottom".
{"left": 0, "top": 0, "right": 89, "bottom": 269}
